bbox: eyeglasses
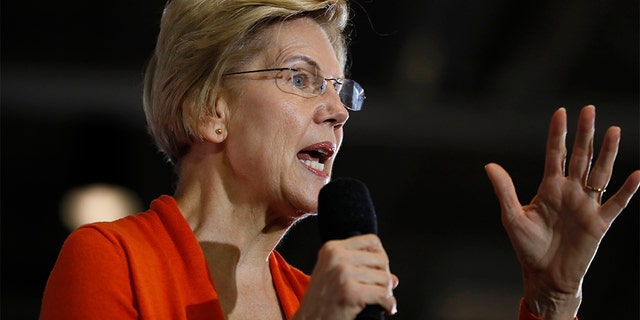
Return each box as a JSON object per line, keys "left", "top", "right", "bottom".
{"left": 223, "top": 64, "right": 365, "bottom": 111}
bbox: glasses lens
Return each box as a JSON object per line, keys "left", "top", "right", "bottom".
{"left": 276, "top": 67, "right": 321, "bottom": 97}
{"left": 276, "top": 66, "right": 365, "bottom": 111}
{"left": 339, "top": 79, "right": 365, "bottom": 111}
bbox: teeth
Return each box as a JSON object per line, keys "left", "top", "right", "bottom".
{"left": 301, "top": 159, "right": 325, "bottom": 171}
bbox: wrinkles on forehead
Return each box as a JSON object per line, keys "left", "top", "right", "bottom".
{"left": 259, "top": 18, "right": 344, "bottom": 79}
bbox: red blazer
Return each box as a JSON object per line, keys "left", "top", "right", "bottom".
{"left": 41, "top": 195, "right": 308, "bottom": 319}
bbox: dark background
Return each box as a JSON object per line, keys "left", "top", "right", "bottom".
{"left": 2, "top": 0, "right": 638, "bottom": 319}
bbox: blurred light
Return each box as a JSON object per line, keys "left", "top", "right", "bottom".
{"left": 60, "top": 183, "right": 143, "bottom": 231}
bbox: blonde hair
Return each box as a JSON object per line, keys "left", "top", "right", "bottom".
{"left": 143, "top": 0, "right": 350, "bottom": 164}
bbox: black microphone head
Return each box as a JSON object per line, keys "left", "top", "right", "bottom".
{"left": 317, "top": 177, "right": 378, "bottom": 243}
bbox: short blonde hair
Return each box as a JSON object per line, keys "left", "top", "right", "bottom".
{"left": 143, "top": 0, "right": 350, "bottom": 164}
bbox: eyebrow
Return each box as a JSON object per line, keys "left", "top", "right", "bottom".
{"left": 282, "top": 55, "right": 319, "bottom": 68}
{"left": 281, "top": 55, "right": 343, "bottom": 79}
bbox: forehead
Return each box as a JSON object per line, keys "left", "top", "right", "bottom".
{"left": 260, "top": 18, "right": 343, "bottom": 77}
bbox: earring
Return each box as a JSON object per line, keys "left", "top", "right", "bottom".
{"left": 215, "top": 129, "right": 223, "bottom": 135}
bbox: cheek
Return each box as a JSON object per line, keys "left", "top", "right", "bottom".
{"left": 230, "top": 101, "right": 308, "bottom": 164}
{"left": 261, "top": 94, "right": 311, "bottom": 136}
{"left": 230, "top": 82, "right": 315, "bottom": 147}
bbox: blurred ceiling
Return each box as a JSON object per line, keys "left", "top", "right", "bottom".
{"left": 3, "top": 0, "right": 638, "bottom": 90}
{"left": 4, "top": 1, "right": 638, "bottom": 153}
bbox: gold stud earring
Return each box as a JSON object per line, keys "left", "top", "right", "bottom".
{"left": 215, "top": 129, "right": 223, "bottom": 135}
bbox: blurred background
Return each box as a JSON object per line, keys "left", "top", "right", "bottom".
{"left": 2, "top": 0, "right": 638, "bottom": 319}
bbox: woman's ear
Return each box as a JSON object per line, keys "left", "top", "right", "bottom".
{"left": 199, "top": 94, "right": 229, "bottom": 143}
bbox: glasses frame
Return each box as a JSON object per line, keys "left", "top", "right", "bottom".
{"left": 222, "top": 66, "right": 365, "bottom": 111}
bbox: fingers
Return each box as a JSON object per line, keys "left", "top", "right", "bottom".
{"left": 391, "top": 273, "right": 400, "bottom": 290}
{"left": 314, "top": 235, "right": 398, "bottom": 315}
{"left": 585, "top": 126, "right": 620, "bottom": 200}
{"left": 567, "top": 106, "right": 596, "bottom": 182}
{"left": 341, "top": 273, "right": 398, "bottom": 315}
{"left": 601, "top": 170, "right": 640, "bottom": 222}
{"left": 322, "top": 235, "right": 389, "bottom": 269}
{"left": 551, "top": 106, "right": 620, "bottom": 202}
{"left": 543, "top": 107, "right": 568, "bottom": 178}
{"left": 319, "top": 235, "right": 391, "bottom": 276}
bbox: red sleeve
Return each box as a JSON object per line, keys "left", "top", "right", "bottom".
{"left": 518, "top": 298, "right": 578, "bottom": 320}
{"left": 40, "top": 227, "right": 138, "bottom": 320}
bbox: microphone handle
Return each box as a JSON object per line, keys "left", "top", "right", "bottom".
{"left": 356, "top": 304, "right": 385, "bottom": 320}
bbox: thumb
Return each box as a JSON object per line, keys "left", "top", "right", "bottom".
{"left": 485, "top": 163, "right": 522, "bottom": 215}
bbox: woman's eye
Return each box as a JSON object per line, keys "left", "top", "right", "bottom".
{"left": 290, "top": 70, "right": 310, "bottom": 89}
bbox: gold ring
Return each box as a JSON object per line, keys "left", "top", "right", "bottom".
{"left": 585, "top": 185, "right": 606, "bottom": 193}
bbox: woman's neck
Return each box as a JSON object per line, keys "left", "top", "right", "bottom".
{"left": 173, "top": 147, "right": 295, "bottom": 269}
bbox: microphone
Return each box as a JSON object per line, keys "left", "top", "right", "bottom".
{"left": 317, "top": 178, "right": 385, "bottom": 320}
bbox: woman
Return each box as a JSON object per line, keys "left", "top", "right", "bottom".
{"left": 41, "top": 0, "right": 640, "bottom": 319}
{"left": 43, "top": 1, "right": 394, "bottom": 319}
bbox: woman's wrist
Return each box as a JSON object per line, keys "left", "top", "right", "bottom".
{"left": 522, "top": 273, "right": 582, "bottom": 320}
{"left": 523, "top": 296, "right": 580, "bottom": 320}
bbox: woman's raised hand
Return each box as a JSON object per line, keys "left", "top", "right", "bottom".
{"left": 485, "top": 106, "right": 640, "bottom": 319}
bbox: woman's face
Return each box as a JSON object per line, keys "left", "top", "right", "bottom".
{"left": 224, "top": 18, "right": 349, "bottom": 217}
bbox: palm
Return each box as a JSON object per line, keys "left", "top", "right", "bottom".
{"left": 506, "top": 176, "right": 605, "bottom": 292}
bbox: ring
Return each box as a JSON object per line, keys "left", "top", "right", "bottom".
{"left": 585, "top": 185, "right": 606, "bottom": 193}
